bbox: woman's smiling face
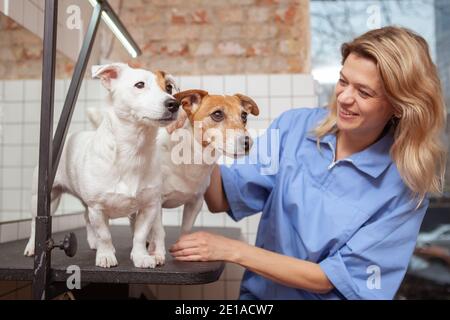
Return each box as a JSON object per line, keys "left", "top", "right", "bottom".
{"left": 335, "top": 53, "right": 394, "bottom": 141}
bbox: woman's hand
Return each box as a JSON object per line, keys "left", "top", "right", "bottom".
{"left": 169, "top": 231, "right": 238, "bottom": 262}
{"left": 170, "top": 231, "right": 333, "bottom": 294}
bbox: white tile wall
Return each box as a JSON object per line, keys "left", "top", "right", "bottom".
{"left": 200, "top": 75, "right": 224, "bottom": 93}
{"left": 3, "top": 102, "right": 23, "bottom": 123}
{"left": 269, "top": 74, "right": 292, "bottom": 96}
{"left": 247, "top": 75, "right": 269, "bottom": 97}
{"left": 179, "top": 76, "right": 202, "bottom": 91}
{"left": 270, "top": 97, "right": 294, "bottom": 118}
{"left": 293, "top": 74, "right": 316, "bottom": 96}
{"left": 224, "top": 75, "right": 246, "bottom": 95}
{"left": 4, "top": 80, "right": 24, "bottom": 102}
{"left": 0, "top": 213, "right": 85, "bottom": 242}
{"left": 2, "top": 189, "right": 20, "bottom": 211}
{"left": 0, "top": 73, "right": 318, "bottom": 300}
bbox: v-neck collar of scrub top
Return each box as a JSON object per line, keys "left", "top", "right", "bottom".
{"left": 305, "top": 130, "right": 394, "bottom": 179}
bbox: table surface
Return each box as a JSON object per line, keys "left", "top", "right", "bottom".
{"left": 0, "top": 225, "right": 241, "bottom": 285}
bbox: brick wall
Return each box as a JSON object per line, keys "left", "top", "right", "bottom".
{"left": 0, "top": 0, "right": 310, "bottom": 79}
{"left": 0, "top": 13, "right": 74, "bottom": 79}
{"left": 112, "top": 0, "right": 310, "bottom": 75}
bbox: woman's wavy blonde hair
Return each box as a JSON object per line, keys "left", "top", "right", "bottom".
{"left": 313, "top": 26, "right": 447, "bottom": 207}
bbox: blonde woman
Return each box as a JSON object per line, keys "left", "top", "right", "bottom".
{"left": 170, "top": 26, "right": 447, "bottom": 299}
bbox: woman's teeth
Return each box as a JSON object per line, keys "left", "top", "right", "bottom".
{"left": 342, "top": 110, "right": 358, "bottom": 116}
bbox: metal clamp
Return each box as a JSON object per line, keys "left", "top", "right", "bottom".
{"left": 48, "top": 232, "right": 78, "bottom": 258}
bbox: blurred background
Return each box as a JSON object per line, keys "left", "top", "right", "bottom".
{"left": 0, "top": 0, "right": 449, "bottom": 299}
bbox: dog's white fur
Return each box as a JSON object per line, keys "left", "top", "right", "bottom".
{"left": 24, "top": 63, "right": 179, "bottom": 268}
{"left": 87, "top": 90, "right": 259, "bottom": 238}
{"left": 157, "top": 111, "right": 219, "bottom": 234}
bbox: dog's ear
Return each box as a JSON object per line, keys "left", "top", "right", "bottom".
{"left": 165, "top": 74, "right": 180, "bottom": 94}
{"left": 166, "top": 109, "right": 188, "bottom": 134}
{"left": 174, "top": 90, "right": 208, "bottom": 117}
{"left": 234, "top": 94, "right": 260, "bottom": 116}
{"left": 91, "top": 63, "right": 125, "bottom": 90}
{"left": 155, "top": 71, "right": 180, "bottom": 94}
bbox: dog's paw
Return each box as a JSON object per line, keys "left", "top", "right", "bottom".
{"left": 95, "top": 250, "right": 118, "bottom": 268}
{"left": 153, "top": 253, "right": 165, "bottom": 266}
{"left": 149, "top": 249, "right": 166, "bottom": 266}
{"left": 131, "top": 251, "right": 156, "bottom": 268}
{"left": 24, "top": 239, "right": 35, "bottom": 256}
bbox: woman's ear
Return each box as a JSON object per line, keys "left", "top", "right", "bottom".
{"left": 234, "top": 93, "right": 260, "bottom": 116}
{"left": 174, "top": 89, "right": 209, "bottom": 117}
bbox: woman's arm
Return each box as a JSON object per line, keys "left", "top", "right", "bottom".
{"left": 170, "top": 231, "right": 334, "bottom": 294}
{"left": 204, "top": 164, "right": 230, "bottom": 213}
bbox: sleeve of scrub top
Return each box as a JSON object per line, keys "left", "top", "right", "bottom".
{"left": 220, "top": 110, "right": 294, "bottom": 222}
{"left": 319, "top": 198, "right": 428, "bottom": 300}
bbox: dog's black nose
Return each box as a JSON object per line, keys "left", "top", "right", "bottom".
{"left": 165, "top": 98, "right": 180, "bottom": 113}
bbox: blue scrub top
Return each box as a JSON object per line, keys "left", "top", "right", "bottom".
{"left": 220, "top": 107, "right": 428, "bottom": 300}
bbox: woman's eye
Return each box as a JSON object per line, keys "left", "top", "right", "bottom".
{"left": 134, "top": 82, "right": 145, "bottom": 89}
{"left": 211, "top": 110, "right": 224, "bottom": 122}
{"left": 338, "top": 79, "right": 347, "bottom": 86}
{"left": 241, "top": 112, "right": 248, "bottom": 123}
{"left": 359, "top": 90, "right": 370, "bottom": 98}
{"left": 166, "top": 84, "right": 173, "bottom": 94}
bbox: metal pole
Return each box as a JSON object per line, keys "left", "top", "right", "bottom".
{"left": 32, "top": 0, "right": 141, "bottom": 299}
{"left": 51, "top": 2, "right": 102, "bottom": 184}
{"left": 33, "top": 0, "right": 58, "bottom": 300}
{"left": 100, "top": 0, "right": 141, "bottom": 56}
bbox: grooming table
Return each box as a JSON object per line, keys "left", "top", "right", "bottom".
{"left": 0, "top": 225, "right": 240, "bottom": 285}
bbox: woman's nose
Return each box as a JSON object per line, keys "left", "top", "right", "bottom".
{"left": 337, "top": 87, "right": 355, "bottom": 105}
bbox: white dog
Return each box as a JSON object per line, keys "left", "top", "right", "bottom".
{"left": 24, "top": 63, "right": 179, "bottom": 268}
{"left": 87, "top": 89, "right": 259, "bottom": 239}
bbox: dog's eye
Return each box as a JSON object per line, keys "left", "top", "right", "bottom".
{"left": 166, "top": 84, "right": 173, "bottom": 94}
{"left": 241, "top": 112, "right": 248, "bottom": 124}
{"left": 211, "top": 110, "right": 224, "bottom": 122}
{"left": 134, "top": 82, "right": 145, "bottom": 89}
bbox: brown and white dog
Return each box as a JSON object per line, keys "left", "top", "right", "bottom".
{"left": 155, "top": 90, "right": 260, "bottom": 237}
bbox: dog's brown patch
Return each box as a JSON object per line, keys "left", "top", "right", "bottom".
{"left": 154, "top": 70, "right": 167, "bottom": 92}
{"left": 193, "top": 95, "right": 251, "bottom": 152}
{"left": 170, "top": 91, "right": 260, "bottom": 154}
{"left": 193, "top": 95, "right": 243, "bottom": 130}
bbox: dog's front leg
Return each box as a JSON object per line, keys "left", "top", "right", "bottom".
{"left": 88, "top": 207, "right": 117, "bottom": 268}
{"left": 84, "top": 208, "right": 98, "bottom": 250}
{"left": 147, "top": 206, "right": 166, "bottom": 266}
{"left": 131, "top": 205, "right": 159, "bottom": 268}
{"left": 180, "top": 196, "right": 204, "bottom": 235}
